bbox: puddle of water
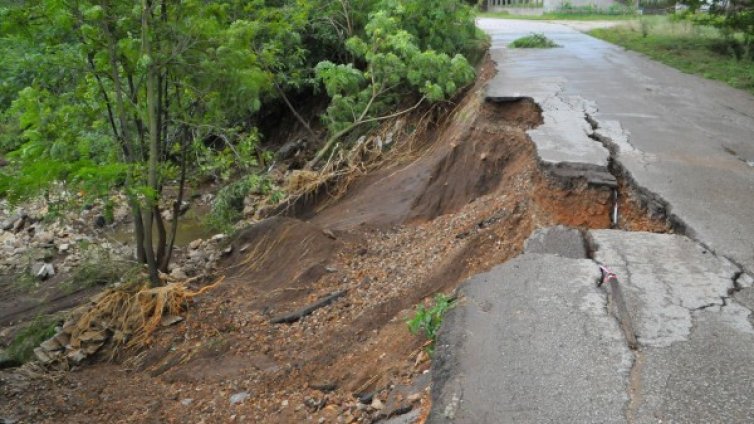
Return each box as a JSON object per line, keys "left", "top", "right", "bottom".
{"left": 107, "top": 214, "right": 215, "bottom": 248}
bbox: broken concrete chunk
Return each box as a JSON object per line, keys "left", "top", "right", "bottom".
{"left": 524, "top": 226, "right": 586, "bottom": 259}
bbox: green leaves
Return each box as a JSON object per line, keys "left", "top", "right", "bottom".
{"left": 313, "top": 0, "right": 477, "bottom": 136}
{"left": 315, "top": 62, "right": 366, "bottom": 97}
{"left": 406, "top": 293, "right": 455, "bottom": 354}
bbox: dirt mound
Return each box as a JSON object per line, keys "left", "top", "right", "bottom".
{"left": 409, "top": 100, "right": 537, "bottom": 221}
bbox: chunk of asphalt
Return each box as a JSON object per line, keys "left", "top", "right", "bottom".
{"left": 524, "top": 225, "right": 587, "bottom": 259}
{"left": 429, "top": 253, "right": 630, "bottom": 423}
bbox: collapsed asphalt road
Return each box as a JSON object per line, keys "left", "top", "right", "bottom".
{"left": 429, "top": 20, "right": 754, "bottom": 423}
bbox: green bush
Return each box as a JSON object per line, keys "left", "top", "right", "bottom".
{"left": 510, "top": 33, "right": 560, "bottom": 48}
{"left": 206, "top": 174, "right": 273, "bottom": 232}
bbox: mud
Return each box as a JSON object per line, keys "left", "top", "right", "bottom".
{"left": 1, "top": 56, "right": 669, "bottom": 424}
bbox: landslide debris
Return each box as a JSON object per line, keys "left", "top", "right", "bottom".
{"left": 0, "top": 57, "right": 669, "bottom": 424}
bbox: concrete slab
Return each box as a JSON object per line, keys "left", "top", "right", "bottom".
{"left": 429, "top": 253, "right": 630, "bottom": 423}
{"left": 486, "top": 51, "right": 615, "bottom": 188}
{"left": 524, "top": 225, "right": 586, "bottom": 258}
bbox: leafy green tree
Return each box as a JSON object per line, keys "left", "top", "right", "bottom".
{"left": 0, "top": 0, "right": 304, "bottom": 285}
{"left": 307, "top": 1, "right": 478, "bottom": 167}
{"left": 0, "top": 0, "right": 483, "bottom": 285}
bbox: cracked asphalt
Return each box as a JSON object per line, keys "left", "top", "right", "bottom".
{"left": 429, "top": 19, "right": 754, "bottom": 423}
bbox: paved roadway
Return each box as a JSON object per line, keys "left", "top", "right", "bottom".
{"left": 429, "top": 20, "right": 754, "bottom": 423}
{"left": 482, "top": 19, "right": 754, "bottom": 274}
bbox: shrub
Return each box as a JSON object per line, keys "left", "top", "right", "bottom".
{"left": 510, "top": 33, "right": 561, "bottom": 48}
{"left": 5, "top": 315, "right": 58, "bottom": 365}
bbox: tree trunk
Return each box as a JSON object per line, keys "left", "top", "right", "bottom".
{"left": 154, "top": 205, "right": 167, "bottom": 272}
{"left": 161, "top": 133, "right": 189, "bottom": 271}
{"left": 142, "top": 0, "right": 160, "bottom": 286}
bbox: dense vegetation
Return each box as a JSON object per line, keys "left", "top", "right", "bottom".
{"left": 0, "top": 0, "right": 484, "bottom": 285}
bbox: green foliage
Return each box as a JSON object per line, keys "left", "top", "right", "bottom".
{"left": 0, "top": 0, "right": 484, "bottom": 277}
{"left": 589, "top": 18, "right": 754, "bottom": 94}
{"left": 510, "top": 33, "right": 560, "bottom": 48}
{"left": 206, "top": 174, "right": 273, "bottom": 231}
{"left": 313, "top": 1, "right": 478, "bottom": 143}
{"left": 406, "top": 293, "right": 455, "bottom": 353}
{"left": 5, "top": 315, "right": 58, "bottom": 364}
{"left": 679, "top": 3, "right": 754, "bottom": 60}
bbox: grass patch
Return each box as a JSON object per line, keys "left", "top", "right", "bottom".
{"left": 510, "top": 32, "right": 560, "bottom": 48}
{"left": 60, "top": 252, "right": 140, "bottom": 294}
{"left": 4, "top": 315, "right": 59, "bottom": 365}
{"left": 406, "top": 293, "right": 455, "bottom": 355}
{"left": 589, "top": 17, "right": 754, "bottom": 95}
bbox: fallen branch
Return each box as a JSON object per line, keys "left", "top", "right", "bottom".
{"left": 306, "top": 96, "right": 426, "bottom": 170}
{"left": 270, "top": 290, "right": 346, "bottom": 324}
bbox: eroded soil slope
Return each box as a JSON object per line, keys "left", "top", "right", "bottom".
{"left": 0, "top": 58, "right": 668, "bottom": 424}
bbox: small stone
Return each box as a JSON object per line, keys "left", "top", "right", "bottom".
{"left": 94, "top": 215, "right": 106, "bottom": 228}
{"left": 322, "top": 229, "right": 336, "bottom": 240}
{"left": 57, "top": 243, "right": 70, "bottom": 253}
{"left": 325, "top": 266, "right": 337, "bottom": 273}
{"left": 36, "top": 231, "right": 54, "bottom": 244}
{"left": 370, "top": 398, "right": 384, "bottom": 410}
{"left": 229, "top": 391, "right": 250, "bottom": 405}
{"left": 83, "top": 341, "right": 104, "bottom": 355}
{"left": 160, "top": 315, "right": 184, "bottom": 327}
{"left": 34, "top": 347, "right": 55, "bottom": 364}
{"left": 189, "top": 239, "right": 202, "bottom": 250}
{"left": 66, "top": 349, "right": 86, "bottom": 364}
{"left": 239, "top": 243, "right": 251, "bottom": 253}
{"left": 222, "top": 246, "right": 233, "bottom": 256}
{"left": 170, "top": 267, "right": 188, "bottom": 280}
{"left": 211, "top": 233, "right": 225, "bottom": 242}
{"left": 407, "top": 393, "right": 421, "bottom": 402}
{"left": 31, "top": 262, "right": 55, "bottom": 280}
{"left": 78, "top": 330, "right": 106, "bottom": 343}
{"left": 281, "top": 400, "right": 289, "bottom": 408}
{"left": 180, "top": 398, "right": 193, "bottom": 406}
{"left": 40, "top": 338, "right": 63, "bottom": 352}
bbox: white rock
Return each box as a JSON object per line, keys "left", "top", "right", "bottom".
{"left": 170, "top": 267, "right": 188, "bottom": 280}
{"left": 229, "top": 391, "right": 250, "bottom": 405}
{"left": 371, "top": 398, "right": 384, "bottom": 410}
{"left": 189, "top": 239, "right": 202, "bottom": 250}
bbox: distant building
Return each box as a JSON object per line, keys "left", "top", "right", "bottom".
{"left": 487, "top": 0, "right": 623, "bottom": 13}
